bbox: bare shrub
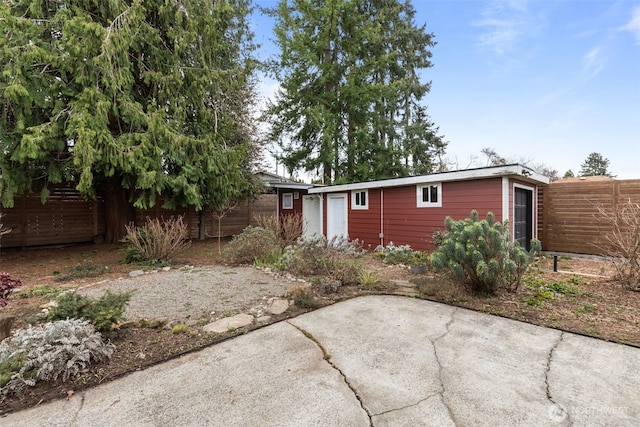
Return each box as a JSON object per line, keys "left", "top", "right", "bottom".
{"left": 254, "top": 213, "right": 303, "bottom": 249}
{"left": 281, "top": 235, "right": 362, "bottom": 286}
{"left": 595, "top": 200, "right": 640, "bottom": 290}
{"left": 123, "top": 216, "right": 190, "bottom": 264}
{"left": 220, "top": 226, "right": 280, "bottom": 265}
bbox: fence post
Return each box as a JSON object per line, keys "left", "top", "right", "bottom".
{"left": 20, "top": 194, "right": 27, "bottom": 249}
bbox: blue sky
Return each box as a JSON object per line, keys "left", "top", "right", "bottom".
{"left": 251, "top": 0, "right": 640, "bottom": 179}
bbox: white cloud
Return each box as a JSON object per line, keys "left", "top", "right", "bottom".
{"left": 582, "top": 46, "right": 605, "bottom": 77}
{"left": 624, "top": 5, "right": 640, "bottom": 45}
{"left": 473, "top": 0, "right": 543, "bottom": 56}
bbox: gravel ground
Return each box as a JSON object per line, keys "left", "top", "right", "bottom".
{"left": 78, "top": 266, "right": 302, "bottom": 324}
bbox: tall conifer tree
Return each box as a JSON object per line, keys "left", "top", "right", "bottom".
{"left": 0, "top": 0, "right": 259, "bottom": 242}
{"left": 266, "top": 0, "right": 446, "bottom": 183}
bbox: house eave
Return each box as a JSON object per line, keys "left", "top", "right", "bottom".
{"left": 307, "top": 164, "right": 550, "bottom": 194}
{"left": 266, "top": 182, "right": 317, "bottom": 190}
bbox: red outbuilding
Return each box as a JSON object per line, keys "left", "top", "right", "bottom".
{"left": 295, "top": 164, "right": 549, "bottom": 252}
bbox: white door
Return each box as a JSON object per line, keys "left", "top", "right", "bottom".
{"left": 302, "top": 195, "right": 322, "bottom": 238}
{"left": 327, "top": 194, "right": 348, "bottom": 240}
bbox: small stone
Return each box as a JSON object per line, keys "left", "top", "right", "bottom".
{"left": 129, "top": 270, "right": 144, "bottom": 277}
{"left": 266, "top": 298, "right": 290, "bottom": 315}
{"left": 256, "top": 315, "right": 271, "bottom": 323}
{"left": 147, "top": 318, "right": 169, "bottom": 329}
{"left": 138, "top": 353, "right": 146, "bottom": 360}
{"left": 202, "top": 314, "right": 254, "bottom": 334}
{"left": 162, "top": 267, "right": 171, "bottom": 272}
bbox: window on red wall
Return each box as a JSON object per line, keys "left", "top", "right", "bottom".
{"left": 352, "top": 190, "right": 368, "bottom": 210}
{"left": 416, "top": 183, "right": 442, "bottom": 207}
{"left": 283, "top": 193, "right": 293, "bottom": 209}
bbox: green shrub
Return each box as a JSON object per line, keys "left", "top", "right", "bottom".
{"left": 55, "top": 260, "right": 108, "bottom": 282}
{"left": 357, "top": 270, "right": 379, "bottom": 286}
{"left": 0, "top": 319, "right": 114, "bottom": 401}
{"left": 221, "top": 226, "right": 281, "bottom": 265}
{"left": 430, "top": 210, "right": 540, "bottom": 295}
{"left": 432, "top": 230, "right": 448, "bottom": 248}
{"left": 46, "top": 290, "right": 132, "bottom": 333}
{"left": 172, "top": 324, "right": 188, "bottom": 334}
{"left": 122, "top": 216, "right": 190, "bottom": 265}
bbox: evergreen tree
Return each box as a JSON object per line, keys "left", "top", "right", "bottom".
{"left": 563, "top": 169, "right": 575, "bottom": 178}
{"left": 579, "top": 152, "right": 614, "bottom": 177}
{"left": 265, "top": 0, "right": 446, "bottom": 184}
{"left": 0, "top": 0, "right": 259, "bottom": 242}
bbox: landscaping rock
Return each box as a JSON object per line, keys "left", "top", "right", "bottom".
{"left": 202, "top": 314, "right": 254, "bottom": 334}
{"left": 129, "top": 270, "right": 144, "bottom": 277}
{"left": 148, "top": 317, "right": 169, "bottom": 329}
{"left": 266, "top": 298, "right": 290, "bottom": 315}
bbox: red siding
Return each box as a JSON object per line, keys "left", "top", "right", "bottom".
{"left": 317, "top": 176, "right": 541, "bottom": 252}
{"left": 322, "top": 177, "right": 506, "bottom": 251}
{"left": 278, "top": 188, "right": 306, "bottom": 219}
{"left": 379, "top": 178, "right": 503, "bottom": 251}
{"left": 348, "top": 189, "right": 383, "bottom": 251}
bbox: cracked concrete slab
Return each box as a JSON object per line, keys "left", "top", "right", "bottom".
{"left": 546, "top": 332, "right": 639, "bottom": 426}
{"left": 3, "top": 295, "right": 639, "bottom": 427}
{"left": 372, "top": 394, "right": 456, "bottom": 427}
{"left": 289, "top": 296, "right": 456, "bottom": 416}
{"left": 4, "top": 322, "right": 369, "bottom": 427}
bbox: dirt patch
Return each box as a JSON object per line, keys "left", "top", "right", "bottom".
{"left": 0, "top": 242, "right": 638, "bottom": 415}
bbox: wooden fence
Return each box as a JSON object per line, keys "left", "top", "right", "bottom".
{"left": 539, "top": 177, "right": 640, "bottom": 255}
{"left": 0, "top": 185, "right": 276, "bottom": 249}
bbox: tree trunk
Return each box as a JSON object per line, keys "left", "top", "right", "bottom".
{"left": 0, "top": 314, "right": 15, "bottom": 341}
{"left": 98, "top": 177, "right": 136, "bottom": 243}
{"left": 198, "top": 210, "right": 206, "bottom": 240}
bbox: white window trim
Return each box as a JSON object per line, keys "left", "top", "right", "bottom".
{"left": 282, "top": 193, "right": 293, "bottom": 210}
{"left": 351, "top": 189, "right": 369, "bottom": 210}
{"left": 416, "top": 182, "right": 442, "bottom": 208}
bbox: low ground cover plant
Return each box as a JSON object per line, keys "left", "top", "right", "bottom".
{"left": 374, "top": 242, "right": 427, "bottom": 266}
{"left": 55, "top": 260, "right": 109, "bottom": 282}
{"left": 430, "top": 210, "right": 540, "bottom": 295}
{"left": 0, "top": 319, "right": 115, "bottom": 401}
{"left": 123, "top": 217, "right": 190, "bottom": 265}
{"left": 46, "top": 290, "right": 132, "bottom": 333}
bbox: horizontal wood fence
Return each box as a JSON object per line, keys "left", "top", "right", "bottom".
{"left": 0, "top": 185, "right": 276, "bottom": 249}
{"left": 539, "top": 178, "right": 640, "bottom": 255}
